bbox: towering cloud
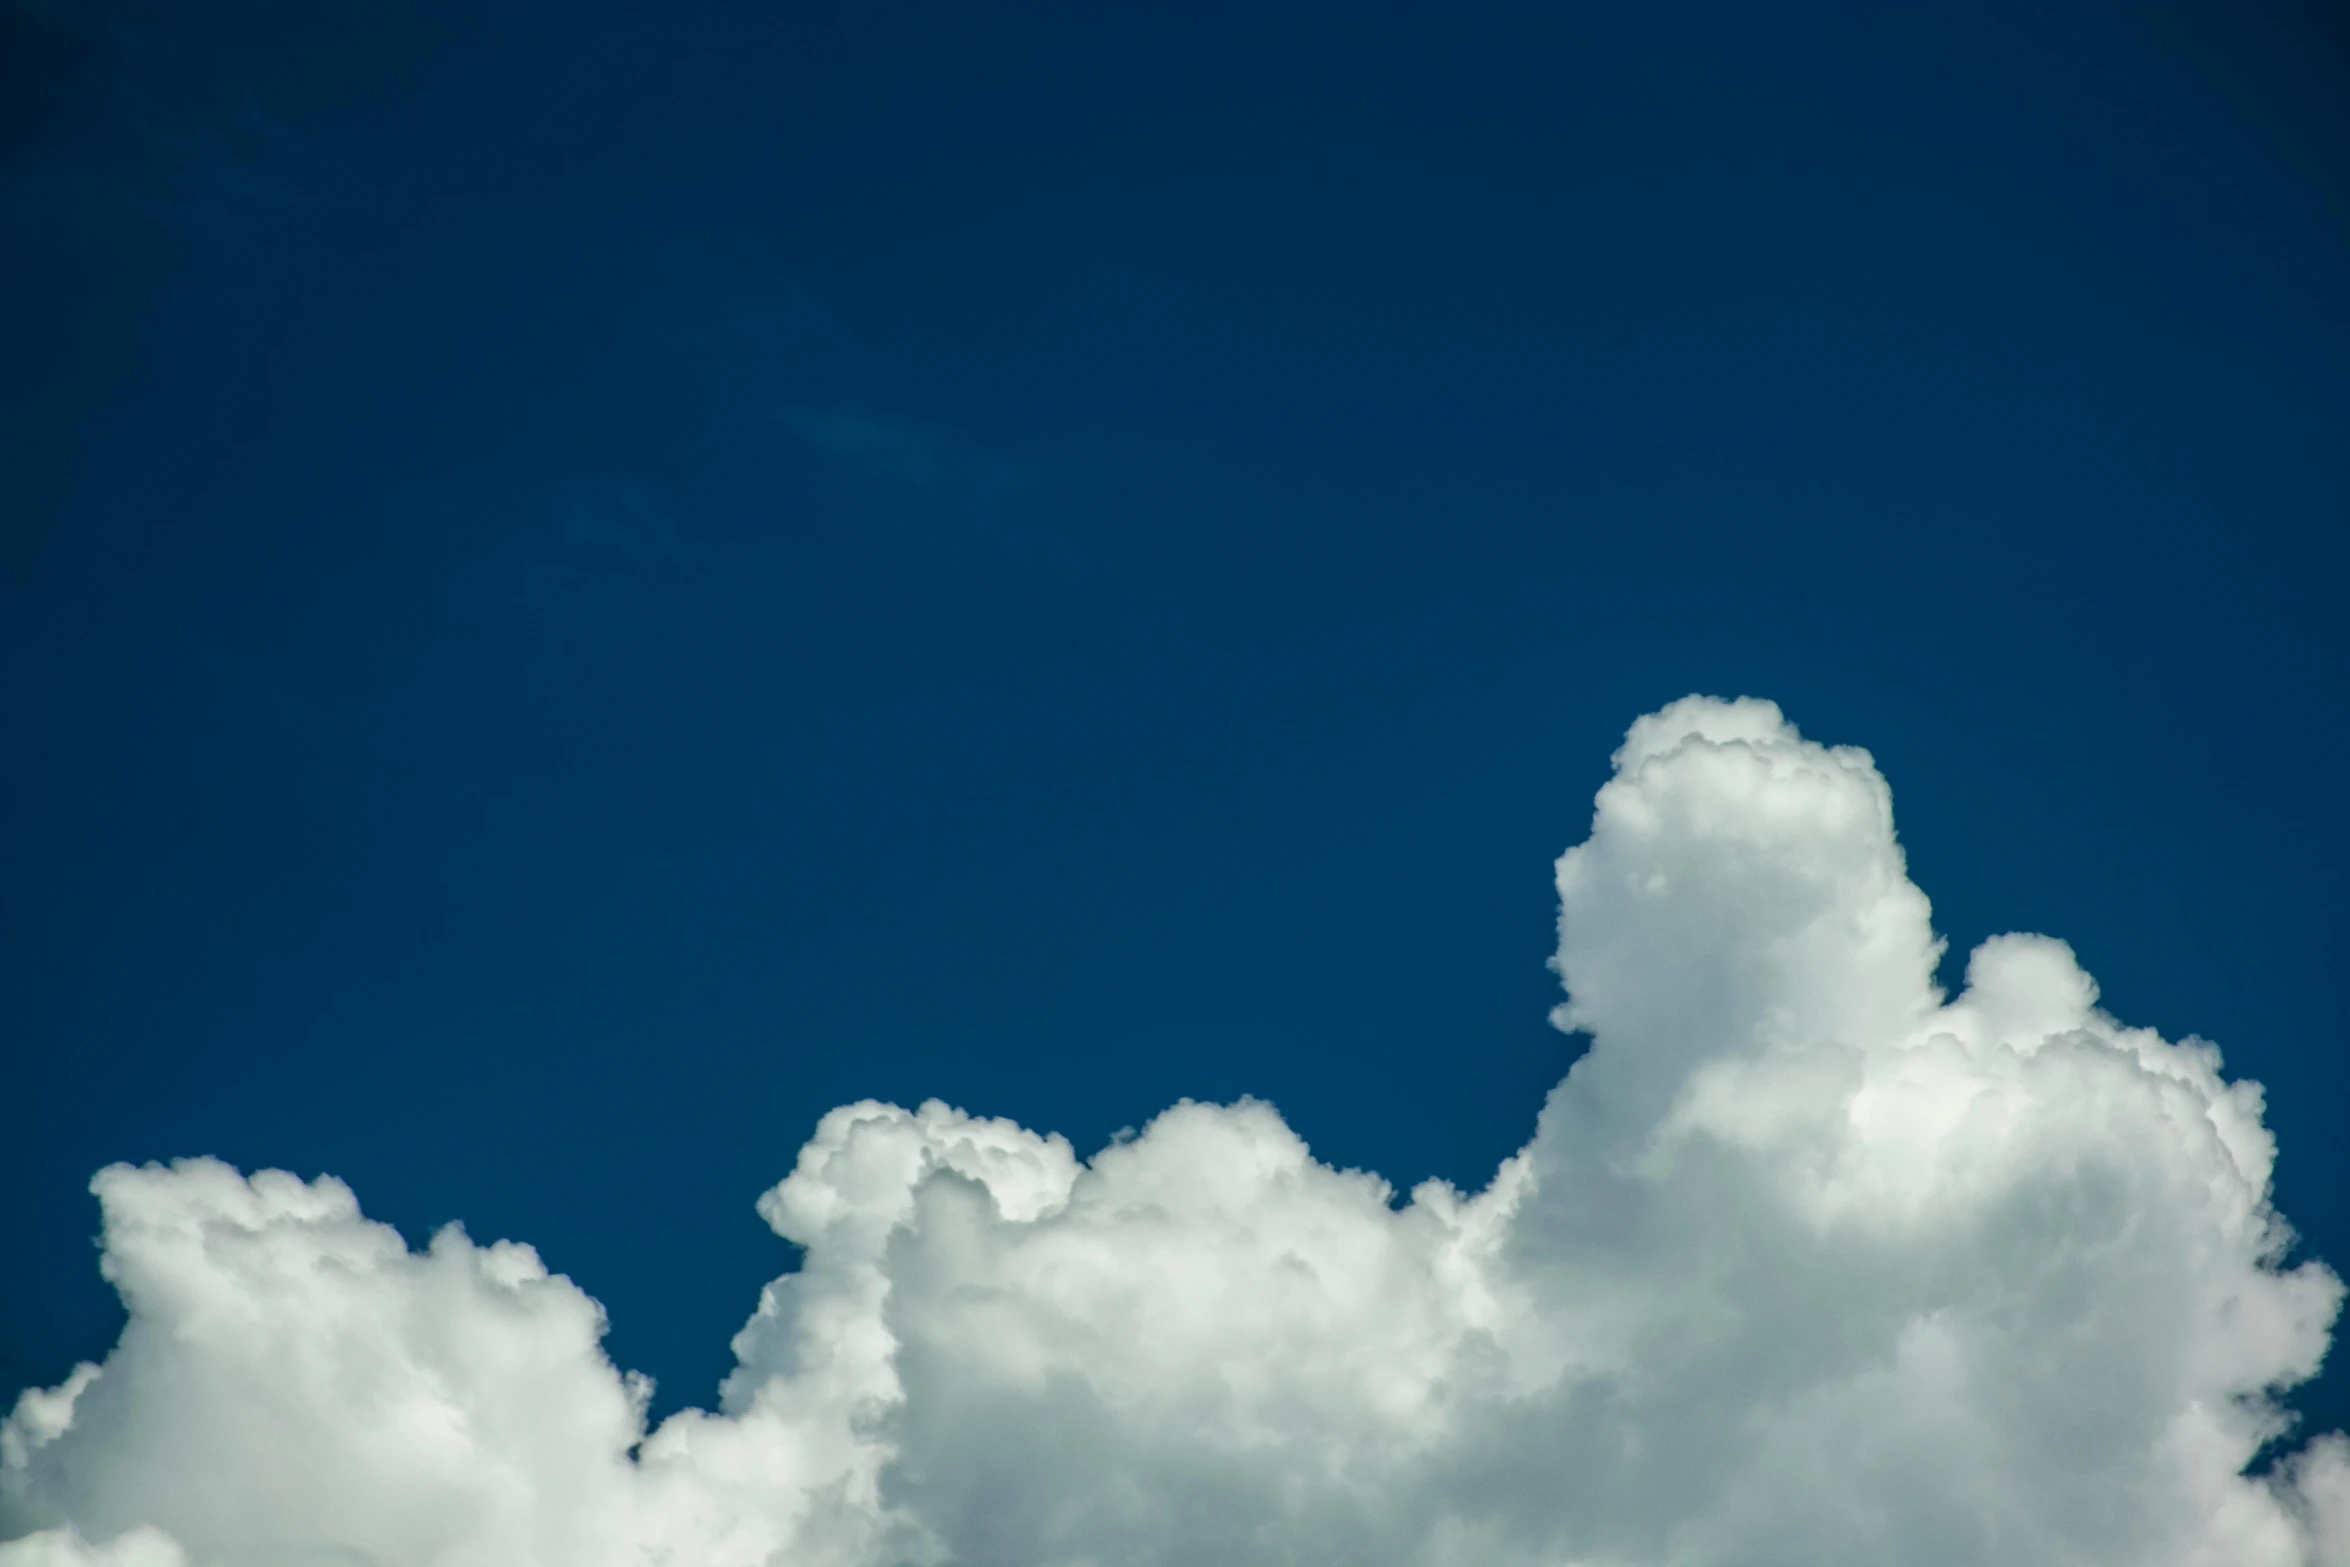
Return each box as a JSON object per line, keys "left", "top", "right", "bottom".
{"left": 6, "top": 698, "right": 2345, "bottom": 1565}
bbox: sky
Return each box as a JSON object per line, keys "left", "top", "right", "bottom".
{"left": 3, "top": 2, "right": 2349, "bottom": 1562}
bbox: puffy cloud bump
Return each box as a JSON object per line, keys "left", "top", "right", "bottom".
{"left": 6, "top": 697, "right": 2346, "bottom": 1565}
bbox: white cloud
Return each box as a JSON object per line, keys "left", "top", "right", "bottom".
{"left": 5, "top": 696, "right": 2345, "bottom": 1566}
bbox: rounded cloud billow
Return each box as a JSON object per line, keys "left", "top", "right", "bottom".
{"left": 5, "top": 698, "right": 2345, "bottom": 1566}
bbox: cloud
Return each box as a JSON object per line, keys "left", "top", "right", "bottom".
{"left": 784, "top": 407, "right": 1025, "bottom": 502}
{"left": 4, "top": 697, "right": 2345, "bottom": 1566}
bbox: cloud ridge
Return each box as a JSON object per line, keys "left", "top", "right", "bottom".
{"left": 6, "top": 697, "right": 2345, "bottom": 1566}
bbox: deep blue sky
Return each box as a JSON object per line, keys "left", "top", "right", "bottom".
{"left": 5, "top": 0, "right": 2346, "bottom": 1444}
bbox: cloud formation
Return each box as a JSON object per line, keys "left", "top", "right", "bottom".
{"left": 6, "top": 697, "right": 2345, "bottom": 1566}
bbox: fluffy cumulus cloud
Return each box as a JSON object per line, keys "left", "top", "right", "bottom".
{"left": 6, "top": 697, "right": 2346, "bottom": 1566}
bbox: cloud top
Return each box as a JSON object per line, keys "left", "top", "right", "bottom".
{"left": 6, "top": 697, "right": 2345, "bottom": 1565}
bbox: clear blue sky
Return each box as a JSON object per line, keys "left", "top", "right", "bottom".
{"left": 4, "top": 0, "right": 2346, "bottom": 1446}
